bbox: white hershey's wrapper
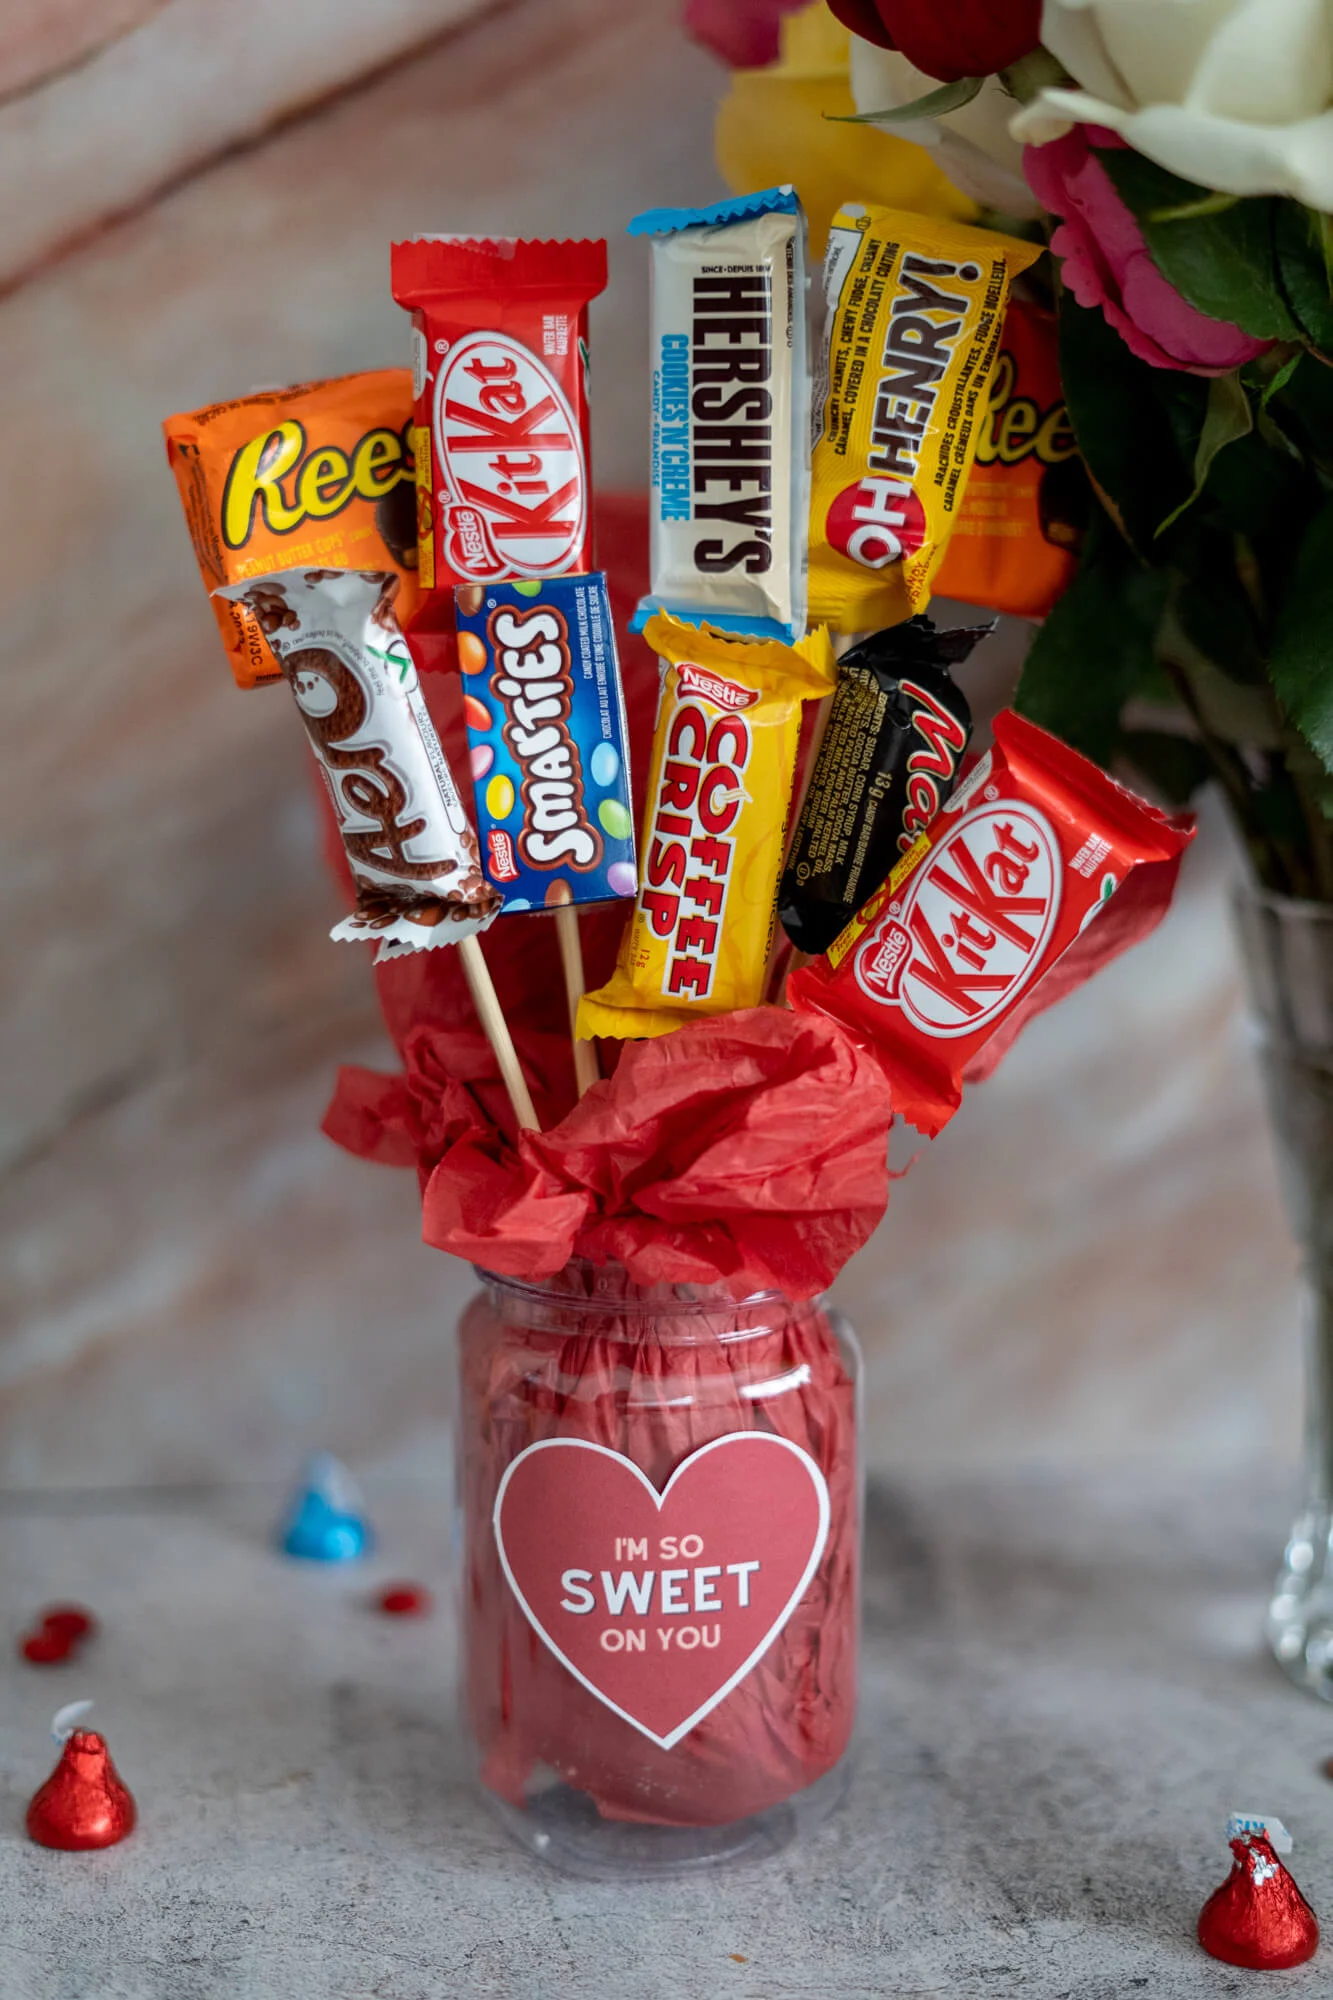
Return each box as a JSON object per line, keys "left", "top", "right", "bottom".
{"left": 214, "top": 566, "right": 497, "bottom": 959}
{"left": 642, "top": 200, "right": 808, "bottom": 641}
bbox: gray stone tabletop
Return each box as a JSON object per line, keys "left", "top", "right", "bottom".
{"left": 3, "top": 1471, "right": 1331, "bottom": 2000}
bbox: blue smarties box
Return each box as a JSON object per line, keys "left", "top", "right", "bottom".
{"left": 454, "top": 572, "right": 637, "bottom": 912}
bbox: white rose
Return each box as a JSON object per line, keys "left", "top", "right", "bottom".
{"left": 850, "top": 37, "right": 1045, "bottom": 218}
{"left": 1012, "top": 0, "right": 1333, "bottom": 210}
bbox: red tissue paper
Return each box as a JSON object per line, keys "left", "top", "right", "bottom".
{"left": 326, "top": 1006, "right": 895, "bottom": 1298}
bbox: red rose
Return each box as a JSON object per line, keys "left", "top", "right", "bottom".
{"left": 826, "top": 0, "right": 1041, "bottom": 82}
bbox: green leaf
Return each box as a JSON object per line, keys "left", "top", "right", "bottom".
{"left": 1260, "top": 350, "right": 1303, "bottom": 411}
{"left": 1271, "top": 345, "right": 1333, "bottom": 475}
{"left": 1098, "top": 150, "right": 1300, "bottom": 341}
{"left": 1199, "top": 425, "right": 1319, "bottom": 603}
{"left": 1014, "top": 520, "right": 1170, "bottom": 768}
{"left": 1270, "top": 498, "right": 1333, "bottom": 773}
{"left": 1150, "top": 191, "right": 1241, "bottom": 223}
{"left": 1275, "top": 203, "right": 1333, "bottom": 354}
{"left": 1056, "top": 289, "right": 1199, "bottom": 555}
{"left": 826, "top": 76, "right": 983, "bottom": 126}
{"left": 1156, "top": 372, "right": 1253, "bottom": 536}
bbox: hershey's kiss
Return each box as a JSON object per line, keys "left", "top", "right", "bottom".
{"left": 1198, "top": 1816, "right": 1318, "bottom": 1971}
{"left": 26, "top": 1702, "right": 136, "bottom": 1851}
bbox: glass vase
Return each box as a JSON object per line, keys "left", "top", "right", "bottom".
{"left": 1236, "top": 882, "right": 1333, "bottom": 1694}
{"left": 455, "top": 1261, "right": 862, "bottom": 1877}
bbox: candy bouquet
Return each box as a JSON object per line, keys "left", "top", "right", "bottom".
{"left": 163, "top": 121, "right": 1195, "bottom": 1862}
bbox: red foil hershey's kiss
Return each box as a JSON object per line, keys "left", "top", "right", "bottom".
{"left": 1198, "top": 1833, "right": 1319, "bottom": 1971}
{"left": 26, "top": 1728, "right": 137, "bottom": 1851}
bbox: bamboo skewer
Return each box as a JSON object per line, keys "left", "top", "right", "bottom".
{"left": 554, "top": 902, "right": 601, "bottom": 1097}
{"left": 458, "top": 934, "right": 540, "bottom": 1131}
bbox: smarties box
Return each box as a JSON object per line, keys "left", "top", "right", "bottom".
{"left": 454, "top": 572, "right": 637, "bottom": 911}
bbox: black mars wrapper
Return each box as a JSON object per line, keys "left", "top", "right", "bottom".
{"left": 779, "top": 617, "right": 987, "bottom": 956}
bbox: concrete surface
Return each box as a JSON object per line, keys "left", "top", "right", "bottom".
{"left": 2, "top": 1470, "right": 1332, "bottom": 1998}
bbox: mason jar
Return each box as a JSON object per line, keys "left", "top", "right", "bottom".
{"left": 456, "top": 1261, "right": 862, "bottom": 1878}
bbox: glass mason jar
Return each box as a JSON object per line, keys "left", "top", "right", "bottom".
{"left": 455, "top": 1261, "right": 862, "bottom": 1877}
{"left": 1235, "top": 883, "right": 1333, "bottom": 1693}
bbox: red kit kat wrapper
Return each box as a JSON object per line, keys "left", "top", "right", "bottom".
{"left": 790, "top": 711, "right": 1194, "bottom": 1137}
{"left": 391, "top": 237, "right": 607, "bottom": 619}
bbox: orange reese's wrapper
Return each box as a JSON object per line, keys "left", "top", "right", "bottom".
{"left": 163, "top": 368, "right": 420, "bottom": 688}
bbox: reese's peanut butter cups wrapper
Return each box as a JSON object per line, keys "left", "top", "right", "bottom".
{"left": 164, "top": 370, "right": 420, "bottom": 688}
{"left": 808, "top": 207, "right": 1041, "bottom": 633}
{"left": 577, "top": 612, "right": 835, "bottom": 1041}
{"left": 933, "top": 297, "right": 1084, "bottom": 620}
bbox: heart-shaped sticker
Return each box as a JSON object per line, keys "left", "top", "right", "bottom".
{"left": 493, "top": 1433, "right": 830, "bottom": 1750}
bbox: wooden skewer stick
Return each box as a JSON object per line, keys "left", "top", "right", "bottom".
{"left": 458, "top": 934, "right": 540, "bottom": 1132}
{"left": 554, "top": 903, "right": 600, "bottom": 1097}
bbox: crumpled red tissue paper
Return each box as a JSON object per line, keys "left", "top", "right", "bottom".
{"left": 325, "top": 1004, "right": 895, "bottom": 1298}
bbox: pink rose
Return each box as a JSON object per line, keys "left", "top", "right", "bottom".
{"left": 1024, "top": 128, "right": 1271, "bottom": 376}
{"left": 684, "top": 0, "right": 808, "bottom": 68}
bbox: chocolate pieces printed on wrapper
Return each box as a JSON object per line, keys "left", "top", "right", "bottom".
{"left": 629, "top": 187, "right": 809, "bottom": 643}
{"left": 933, "top": 297, "right": 1084, "bottom": 621}
{"left": 454, "top": 573, "right": 637, "bottom": 912}
{"left": 215, "top": 567, "right": 498, "bottom": 961}
{"left": 163, "top": 370, "right": 420, "bottom": 689}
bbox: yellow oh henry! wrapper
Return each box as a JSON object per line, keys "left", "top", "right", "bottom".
{"left": 809, "top": 205, "right": 1041, "bottom": 633}
{"left": 577, "top": 613, "right": 836, "bottom": 1041}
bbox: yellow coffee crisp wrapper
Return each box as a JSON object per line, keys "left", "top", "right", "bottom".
{"left": 578, "top": 612, "right": 835, "bottom": 1040}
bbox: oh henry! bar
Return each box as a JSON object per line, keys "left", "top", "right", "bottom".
{"left": 578, "top": 613, "right": 835, "bottom": 1040}
{"left": 628, "top": 186, "right": 809, "bottom": 642}
{"left": 163, "top": 370, "right": 420, "bottom": 688}
{"left": 215, "top": 567, "right": 499, "bottom": 958}
{"left": 454, "top": 573, "right": 636, "bottom": 912}
{"left": 808, "top": 206, "right": 1040, "bottom": 633}
{"left": 390, "top": 237, "right": 607, "bottom": 605}
{"left": 789, "top": 710, "right": 1195, "bottom": 1135}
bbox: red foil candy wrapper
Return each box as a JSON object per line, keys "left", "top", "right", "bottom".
{"left": 27, "top": 1730, "right": 136, "bottom": 1851}
{"left": 459, "top": 1271, "right": 857, "bottom": 1826}
{"left": 1198, "top": 1832, "right": 1319, "bottom": 1971}
{"left": 391, "top": 237, "right": 607, "bottom": 614}
{"left": 790, "top": 709, "right": 1195, "bottom": 1136}
{"left": 19, "top": 1604, "right": 96, "bottom": 1665}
